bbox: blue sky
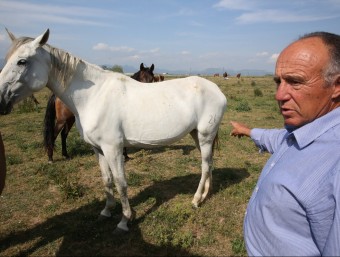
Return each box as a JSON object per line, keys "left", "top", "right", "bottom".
{"left": 1, "top": 0, "right": 340, "bottom": 74}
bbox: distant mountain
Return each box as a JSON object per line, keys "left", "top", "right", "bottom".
{"left": 123, "top": 65, "right": 272, "bottom": 76}
{"left": 0, "top": 58, "right": 272, "bottom": 76}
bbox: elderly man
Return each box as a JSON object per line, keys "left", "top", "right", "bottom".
{"left": 231, "top": 32, "right": 340, "bottom": 256}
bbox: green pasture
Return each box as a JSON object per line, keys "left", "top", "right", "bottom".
{"left": 0, "top": 75, "right": 282, "bottom": 256}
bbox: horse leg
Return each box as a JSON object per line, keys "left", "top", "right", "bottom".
{"left": 94, "top": 149, "right": 116, "bottom": 218}
{"left": 123, "top": 147, "right": 130, "bottom": 161}
{"left": 61, "top": 117, "right": 75, "bottom": 159}
{"left": 53, "top": 120, "right": 66, "bottom": 158}
{"left": 103, "top": 145, "right": 134, "bottom": 232}
{"left": 192, "top": 132, "right": 214, "bottom": 208}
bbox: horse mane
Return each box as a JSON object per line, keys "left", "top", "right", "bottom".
{"left": 49, "top": 46, "right": 82, "bottom": 89}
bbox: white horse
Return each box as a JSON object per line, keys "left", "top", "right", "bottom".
{"left": 0, "top": 29, "right": 227, "bottom": 233}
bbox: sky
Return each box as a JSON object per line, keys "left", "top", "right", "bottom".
{"left": 0, "top": 0, "right": 340, "bottom": 74}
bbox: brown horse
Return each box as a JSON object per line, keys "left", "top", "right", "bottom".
{"left": 223, "top": 72, "right": 228, "bottom": 79}
{"left": 153, "top": 74, "right": 165, "bottom": 82}
{"left": 236, "top": 73, "right": 241, "bottom": 79}
{"left": 213, "top": 73, "right": 219, "bottom": 77}
{"left": 0, "top": 132, "right": 6, "bottom": 195}
{"left": 43, "top": 63, "right": 155, "bottom": 163}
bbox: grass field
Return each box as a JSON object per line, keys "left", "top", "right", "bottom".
{"left": 0, "top": 75, "right": 283, "bottom": 256}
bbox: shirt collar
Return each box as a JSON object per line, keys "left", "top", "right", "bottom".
{"left": 287, "top": 108, "right": 340, "bottom": 149}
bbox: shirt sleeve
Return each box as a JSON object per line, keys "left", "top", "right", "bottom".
{"left": 250, "top": 128, "right": 287, "bottom": 154}
{"left": 321, "top": 169, "right": 340, "bottom": 255}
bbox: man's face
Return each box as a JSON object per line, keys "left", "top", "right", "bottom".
{"left": 274, "top": 37, "right": 336, "bottom": 127}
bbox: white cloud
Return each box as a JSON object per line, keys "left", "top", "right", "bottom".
{"left": 127, "top": 55, "right": 140, "bottom": 60}
{"left": 181, "top": 51, "right": 191, "bottom": 55}
{"left": 93, "top": 43, "right": 135, "bottom": 53}
{"left": 236, "top": 9, "right": 337, "bottom": 24}
{"left": 213, "top": 0, "right": 340, "bottom": 24}
{"left": 269, "top": 53, "right": 280, "bottom": 63}
{"left": 213, "top": 0, "right": 255, "bottom": 11}
{"left": 0, "top": 0, "right": 115, "bottom": 27}
{"left": 256, "top": 51, "right": 269, "bottom": 57}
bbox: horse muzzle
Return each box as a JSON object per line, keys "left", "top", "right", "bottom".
{"left": 0, "top": 92, "right": 13, "bottom": 115}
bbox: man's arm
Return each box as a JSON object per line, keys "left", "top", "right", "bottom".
{"left": 230, "top": 121, "right": 251, "bottom": 138}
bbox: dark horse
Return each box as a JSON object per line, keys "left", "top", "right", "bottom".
{"left": 43, "top": 63, "right": 155, "bottom": 163}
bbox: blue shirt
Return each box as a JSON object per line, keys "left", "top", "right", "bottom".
{"left": 244, "top": 107, "right": 340, "bottom": 256}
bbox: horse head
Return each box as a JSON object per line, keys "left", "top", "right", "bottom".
{"left": 131, "top": 63, "right": 155, "bottom": 83}
{"left": 0, "top": 29, "right": 50, "bottom": 114}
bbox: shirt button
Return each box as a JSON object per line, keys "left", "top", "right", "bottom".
{"left": 255, "top": 186, "right": 259, "bottom": 192}
{"left": 270, "top": 162, "right": 275, "bottom": 167}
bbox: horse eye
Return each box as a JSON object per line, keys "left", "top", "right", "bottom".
{"left": 17, "top": 59, "right": 27, "bottom": 66}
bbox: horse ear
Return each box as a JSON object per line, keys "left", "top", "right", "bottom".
{"left": 140, "top": 63, "right": 144, "bottom": 70}
{"left": 150, "top": 64, "right": 154, "bottom": 72}
{"left": 32, "top": 29, "right": 50, "bottom": 47}
{"left": 5, "top": 28, "right": 16, "bottom": 42}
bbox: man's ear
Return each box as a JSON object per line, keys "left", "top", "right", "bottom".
{"left": 332, "top": 75, "right": 340, "bottom": 99}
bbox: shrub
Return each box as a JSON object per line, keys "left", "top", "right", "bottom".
{"left": 235, "top": 101, "right": 251, "bottom": 112}
{"left": 254, "top": 88, "right": 263, "bottom": 97}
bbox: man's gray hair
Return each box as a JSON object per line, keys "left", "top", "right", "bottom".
{"left": 300, "top": 32, "right": 340, "bottom": 86}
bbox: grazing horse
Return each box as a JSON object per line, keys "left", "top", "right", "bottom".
{"left": 223, "top": 72, "right": 228, "bottom": 80}
{"left": 44, "top": 63, "right": 155, "bottom": 163}
{"left": 0, "top": 29, "right": 227, "bottom": 233}
{"left": 236, "top": 73, "right": 241, "bottom": 79}
{"left": 213, "top": 73, "right": 219, "bottom": 77}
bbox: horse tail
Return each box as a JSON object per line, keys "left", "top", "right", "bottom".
{"left": 212, "top": 131, "right": 220, "bottom": 156}
{"left": 43, "top": 94, "right": 57, "bottom": 152}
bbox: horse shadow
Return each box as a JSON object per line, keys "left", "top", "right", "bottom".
{"left": 0, "top": 167, "right": 249, "bottom": 256}
{"left": 125, "top": 144, "right": 197, "bottom": 159}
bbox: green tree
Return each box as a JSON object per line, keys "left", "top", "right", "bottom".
{"left": 111, "top": 65, "right": 124, "bottom": 73}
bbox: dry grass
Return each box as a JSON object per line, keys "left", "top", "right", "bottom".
{"left": 0, "top": 75, "right": 282, "bottom": 256}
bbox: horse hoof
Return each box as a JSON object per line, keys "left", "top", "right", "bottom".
{"left": 192, "top": 202, "right": 199, "bottom": 209}
{"left": 112, "top": 227, "right": 129, "bottom": 236}
{"left": 98, "top": 214, "right": 110, "bottom": 221}
{"left": 48, "top": 160, "right": 53, "bottom": 164}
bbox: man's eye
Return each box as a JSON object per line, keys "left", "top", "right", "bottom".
{"left": 17, "top": 59, "right": 27, "bottom": 66}
{"left": 273, "top": 77, "right": 280, "bottom": 86}
{"left": 288, "top": 80, "right": 301, "bottom": 86}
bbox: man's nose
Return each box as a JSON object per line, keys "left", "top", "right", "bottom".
{"left": 275, "top": 82, "right": 290, "bottom": 101}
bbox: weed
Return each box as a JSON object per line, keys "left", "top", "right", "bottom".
{"left": 231, "top": 237, "right": 247, "bottom": 256}
{"left": 254, "top": 88, "right": 263, "bottom": 97}
{"left": 235, "top": 101, "right": 251, "bottom": 112}
{"left": 6, "top": 154, "right": 23, "bottom": 165}
{"left": 17, "top": 98, "right": 38, "bottom": 113}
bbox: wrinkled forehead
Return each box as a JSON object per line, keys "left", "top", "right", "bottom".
{"left": 5, "top": 37, "right": 34, "bottom": 61}
{"left": 276, "top": 38, "right": 329, "bottom": 74}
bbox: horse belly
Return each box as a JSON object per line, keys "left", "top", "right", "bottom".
{"left": 123, "top": 106, "right": 196, "bottom": 147}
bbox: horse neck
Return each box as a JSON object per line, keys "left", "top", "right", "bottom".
{"left": 46, "top": 46, "right": 104, "bottom": 113}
